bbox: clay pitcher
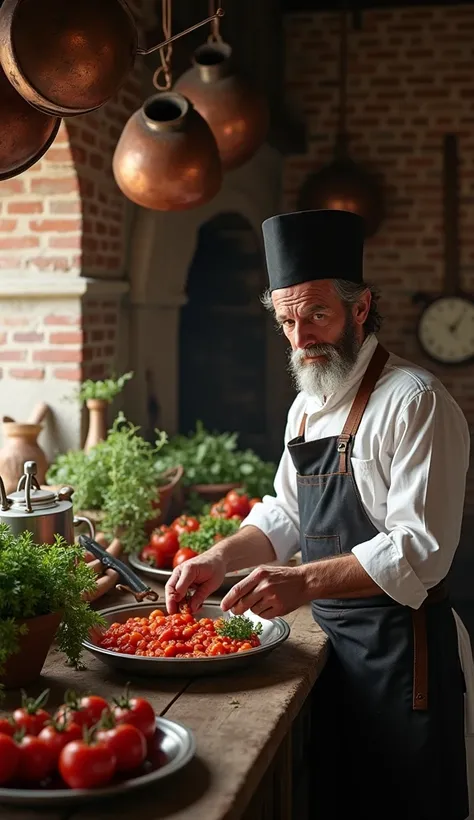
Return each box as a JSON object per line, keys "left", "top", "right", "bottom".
{"left": 0, "top": 422, "right": 48, "bottom": 493}
{"left": 83, "top": 398, "right": 108, "bottom": 453}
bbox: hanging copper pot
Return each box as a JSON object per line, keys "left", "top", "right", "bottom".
{"left": 0, "top": 0, "right": 137, "bottom": 116}
{"left": 298, "top": 11, "right": 384, "bottom": 239}
{"left": 298, "top": 140, "right": 385, "bottom": 239}
{"left": 0, "top": 65, "right": 60, "bottom": 181}
{"left": 112, "top": 91, "right": 223, "bottom": 211}
{"left": 174, "top": 41, "right": 269, "bottom": 172}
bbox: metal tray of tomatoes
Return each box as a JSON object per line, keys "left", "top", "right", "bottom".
{"left": 83, "top": 602, "right": 290, "bottom": 677}
{"left": 129, "top": 552, "right": 252, "bottom": 592}
{"left": 0, "top": 716, "right": 195, "bottom": 807}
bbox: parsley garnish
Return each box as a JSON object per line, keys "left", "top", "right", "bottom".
{"left": 215, "top": 615, "right": 263, "bottom": 640}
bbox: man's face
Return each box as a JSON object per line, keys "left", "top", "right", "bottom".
{"left": 271, "top": 280, "right": 370, "bottom": 398}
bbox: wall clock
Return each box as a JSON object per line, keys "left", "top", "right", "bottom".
{"left": 415, "top": 134, "right": 474, "bottom": 366}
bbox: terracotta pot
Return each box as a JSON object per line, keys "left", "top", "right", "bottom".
{"left": 84, "top": 398, "right": 108, "bottom": 453}
{"left": 0, "top": 64, "right": 60, "bottom": 181}
{"left": 174, "top": 41, "right": 269, "bottom": 171}
{"left": 0, "top": 422, "right": 48, "bottom": 494}
{"left": 1, "top": 610, "right": 62, "bottom": 689}
{"left": 187, "top": 482, "right": 242, "bottom": 504}
{"left": 145, "top": 465, "right": 184, "bottom": 534}
{"left": 112, "top": 91, "right": 222, "bottom": 211}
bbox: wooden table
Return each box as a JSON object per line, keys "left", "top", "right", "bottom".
{"left": 0, "top": 583, "right": 329, "bottom": 820}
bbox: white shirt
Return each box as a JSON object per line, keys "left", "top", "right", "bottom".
{"left": 242, "top": 333, "right": 471, "bottom": 611}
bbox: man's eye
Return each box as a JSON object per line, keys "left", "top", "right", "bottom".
{"left": 282, "top": 319, "right": 294, "bottom": 327}
{"left": 313, "top": 313, "right": 326, "bottom": 321}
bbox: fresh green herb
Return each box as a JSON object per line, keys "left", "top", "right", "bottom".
{"left": 154, "top": 421, "right": 276, "bottom": 498}
{"left": 178, "top": 515, "right": 241, "bottom": 553}
{"left": 215, "top": 615, "right": 263, "bottom": 640}
{"left": 75, "top": 371, "right": 134, "bottom": 404}
{"left": 0, "top": 525, "right": 104, "bottom": 700}
{"left": 47, "top": 413, "right": 168, "bottom": 554}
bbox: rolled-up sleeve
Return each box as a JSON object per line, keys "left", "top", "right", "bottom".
{"left": 352, "top": 389, "right": 470, "bottom": 609}
{"left": 241, "top": 422, "right": 301, "bottom": 565}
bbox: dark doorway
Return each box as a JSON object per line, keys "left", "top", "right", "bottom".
{"left": 179, "top": 212, "right": 268, "bottom": 457}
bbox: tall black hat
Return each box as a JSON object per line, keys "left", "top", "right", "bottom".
{"left": 262, "top": 209, "right": 365, "bottom": 291}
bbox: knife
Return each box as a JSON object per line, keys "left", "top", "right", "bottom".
{"left": 78, "top": 534, "right": 159, "bottom": 603}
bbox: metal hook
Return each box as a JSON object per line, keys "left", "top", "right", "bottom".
{"left": 137, "top": 9, "right": 225, "bottom": 57}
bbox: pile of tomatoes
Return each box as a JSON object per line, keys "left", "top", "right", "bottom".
{"left": 0, "top": 687, "right": 164, "bottom": 791}
{"left": 99, "top": 605, "right": 262, "bottom": 658}
{"left": 140, "top": 490, "right": 261, "bottom": 571}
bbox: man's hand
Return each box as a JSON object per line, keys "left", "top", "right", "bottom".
{"left": 165, "top": 551, "right": 227, "bottom": 614}
{"left": 220, "top": 564, "right": 307, "bottom": 619}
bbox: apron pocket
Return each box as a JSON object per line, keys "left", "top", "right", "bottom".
{"left": 304, "top": 533, "right": 342, "bottom": 560}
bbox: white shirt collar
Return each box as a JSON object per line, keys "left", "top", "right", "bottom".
{"left": 303, "top": 334, "right": 379, "bottom": 414}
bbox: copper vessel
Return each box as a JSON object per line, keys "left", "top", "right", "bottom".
{"left": 174, "top": 41, "right": 269, "bottom": 172}
{"left": 113, "top": 91, "right": 222, "bottom": 211}
{"left": 0, "top": 65, "right": 60, "bottom": 180}
{"left": 0, "top": 0, "right": 137, "bottom": 116}
{"left": 298, "top": 152, "right": 384, "bottom": 239}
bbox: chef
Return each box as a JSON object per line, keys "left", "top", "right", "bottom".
{"left": 166, "top": 209, "right": 474, "bottom": 820}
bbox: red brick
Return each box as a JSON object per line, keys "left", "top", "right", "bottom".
{"left": 0, "top": 219, "right": 17, "bottom": 231}
{"left": 33, "top": 349, "right": 82, "bottom": 363}
{"left": 53, "top": 368, "right": 82, "bottom": 380}
{"left": 0, "top": 236, "right": 39, "bottom": 249}
{"left": 49, "top": 201, "right": 81, "bottom": 215}
{"left": 0, "top": 333, "right": 6, "bottom": 344}
{"left": 30, "top": 178, "right": 78, "bottom": 195}
{"left": 45, "top": 148, "right": 72, "bottom": 163}
{"left": 7, "top": 202, "right": 43, "bottom": 215}
{"left": 48, "top": 236, "right": 82, "bottom": 249}
{"left": 0, "top": 350, "right": 27, "bottom": 362}
{"left": 49, "top": 332, "right": 83, "bottom": 345}
{"left": 30, "top": 219, "right": 81, "bottom": 233}
{"left": 9, "top": 368, "right": 45, "bottom": 380}
{"left": 28, "top": 256, "right": 74, "bottom": 271}
{"left": 0, "top": 179, "right": 25, "bottom": 195}
{"left": 12, "top": 332, "right": 44, "bottom": 343}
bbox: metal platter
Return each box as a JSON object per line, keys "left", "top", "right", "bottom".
{"left": 83, "top": 602, "right": 291, "bottom": 677}
{"left": 0, "top": 717, "right": 195, "bottom": 808}
{"left": 129, "top": 551, "right": 253, "bottom": 592}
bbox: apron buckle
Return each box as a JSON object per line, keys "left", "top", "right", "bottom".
{"left": 337, "top": 434, "right": 351, "bottom": 471}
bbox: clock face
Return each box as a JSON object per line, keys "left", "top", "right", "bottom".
{"left": 418, "top": 296, "right": 474, "bottom": 365}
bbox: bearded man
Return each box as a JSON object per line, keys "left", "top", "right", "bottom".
{"left": 166, "top": 209, "right": 474, "bottom": 819}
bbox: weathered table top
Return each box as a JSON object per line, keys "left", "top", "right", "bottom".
{"left": 0, "top": 582, "right": 328, "bottom": 820}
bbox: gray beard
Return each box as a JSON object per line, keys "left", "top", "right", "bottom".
{"left": 288, "top": 318, "right": 361, "bottom": 399}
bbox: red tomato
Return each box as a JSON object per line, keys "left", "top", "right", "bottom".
{"left": 209, "top": 500, "right": 233, "bottom": 519}
{"left": 0, "top": 718, "right": 16, "bottom": 737}
{"left": 150, "top": 526, "right": 179, "bottom": 554}
{"left": 56, "top": 691, "right": 109, "bottom": 730}
{"left": 13, "top": 690, "right": 51, "bottom": 737}
{"left": 97, "top": 723, "right": 146, "bottom": 772}
{"left": 0, "top": 734, "right": 20, "bottom": 785}
{"left": 59, "top": 739, "right": 116, "bottom": 789}
{"left": 225, "top": 490, "right": 251, "bottom": 518}
{"left": 172, "top": 547, "right": 198, "bottom": 568}
{"left": 140, "top": 543, "right": 161, "bottom": 565}
{"left": 170, "top": 515, "right": 200, "bottom": 536}
{"left": 112, "top": 689, "right": 156, "bottom": 740}
{"left": 249, "top": 497, "right": 261, "bottom": 509}
{"left": 17, "top": 735, "right": 54, "bottom": 783}
{"left": 38, "top": 719, "right": 82, "bottom": 763}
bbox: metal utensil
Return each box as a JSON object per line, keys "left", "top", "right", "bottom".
{"left": 78, "top": 534, "right": 158, "bottom": 603}
{"left": 83, "top": 601, "right": 291, "bottom": 677}
{"left": 0, "top": 716, "right": 195, "bottom": 807}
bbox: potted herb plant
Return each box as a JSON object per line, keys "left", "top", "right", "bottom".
{"left": 154, "top": 422, "right": 276, "bottom": 514}
{"left": 0, "top": 525, "right": 103, "bottom": 692}
{"left": 76, "top": 371, "right": 133, "bottom": 453}
{"left": 46, "top": 413, "right": 171, "bottom": 557}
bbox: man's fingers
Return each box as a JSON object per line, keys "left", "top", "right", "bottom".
{"left": 220, "top": 569, "right": 261, "bottom": 612}
{"left": 230, "top": 589, "right": 265, "bottom": 616}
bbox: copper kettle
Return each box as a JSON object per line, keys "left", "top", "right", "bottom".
{"left": 0, "top": 63, "right": 60, "bottom": 180}
{"left": 175, "top": 41, "right": 269, "bottom": 172}
{"left": 112, "top": 91, "right": 222, "bottom": 211}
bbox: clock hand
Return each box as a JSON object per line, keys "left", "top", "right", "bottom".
{"left": 448, "top": 305, "right": 467, "bottom": 333}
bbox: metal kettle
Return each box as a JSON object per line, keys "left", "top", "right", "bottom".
{"left": 0, "top": 460, "right": 94, "bottom": 544}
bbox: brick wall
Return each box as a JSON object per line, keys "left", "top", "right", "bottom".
{"left": 283, "top": 4, "right": 474, "bottom": 515}
{"left": 0, "top": 0, "right": 150, "bottom": 448}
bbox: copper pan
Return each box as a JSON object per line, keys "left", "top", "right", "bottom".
{"left": 0, "top": 0, "right": 224, "bottom": 118}
{"left": 0, "top": 63, "right": 60, "bottom": 180}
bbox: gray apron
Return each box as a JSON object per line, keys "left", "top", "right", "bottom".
{"left": 287, "top": 343, "right": 468, "bottom": 819}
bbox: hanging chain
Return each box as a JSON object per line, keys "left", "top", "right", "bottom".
{"left": 208, "top": 0, "right": 223, "bottom": 43}
{"left": 153, "top": 0, "right": 173, "bottom": 91}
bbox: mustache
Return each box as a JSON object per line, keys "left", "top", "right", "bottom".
{"left": 291, "top": 343, "right": 341, "bottom": 362}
